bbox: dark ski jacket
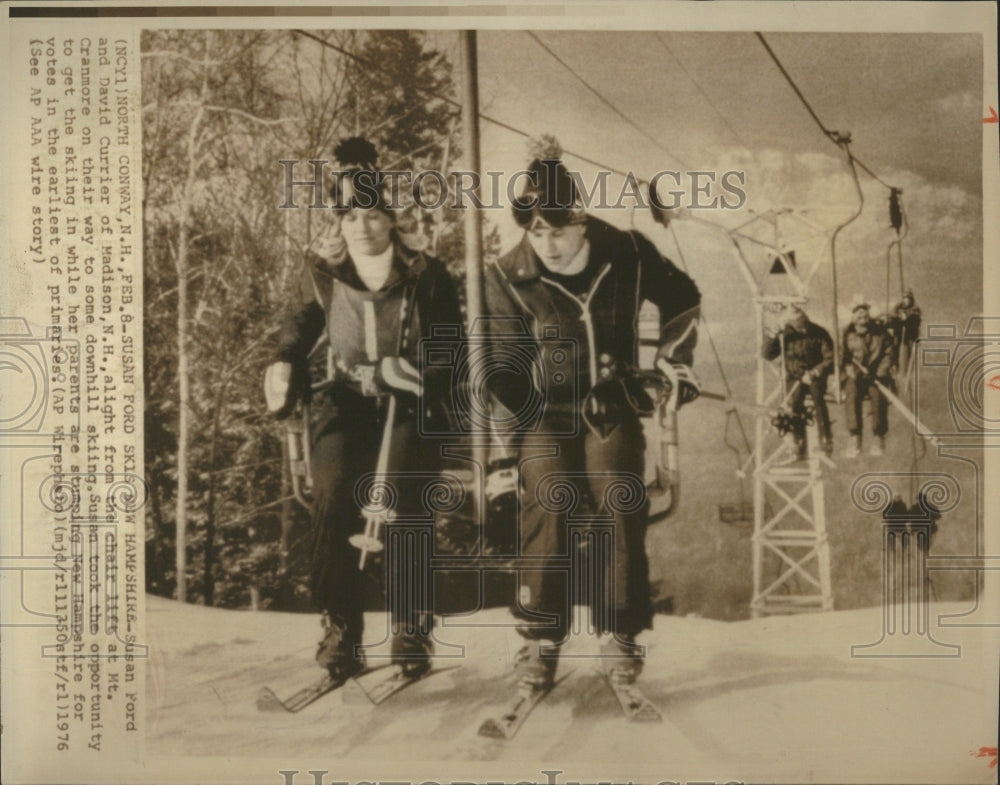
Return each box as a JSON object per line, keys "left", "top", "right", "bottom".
{"left": 484, "top": 216, "right": 700, "bottom": 418}
{"left": 276, "top": 234, "right": 462, "bottom": 407}
{"left": 892, "top": 300, "right": 922, "bottom": 344}
{"left": 842, "top": 321, "right": 895, "bottom": 381}
{"left": 763, "top": 320, "right": 834, "bottom": 380}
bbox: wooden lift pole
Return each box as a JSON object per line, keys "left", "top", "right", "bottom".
{"left": 461, "top": 31, "right": 488, "bottom": 524}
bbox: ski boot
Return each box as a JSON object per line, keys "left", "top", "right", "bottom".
{"left": 514, "top": 638, "right": 560, "bottom": 691}
{"left": 843, "top": 435, "right": 862, "bottom": 459}
{"left": 390, "top": 626, "right": 434, "bottom": 679}
{"left": 599, "top": 634, "right": 644, "bottom": 686}
{"left": 315, "top": 612, "right": 365, "bottom": 680}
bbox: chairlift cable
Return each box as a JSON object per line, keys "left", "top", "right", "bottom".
{"left": 294, "top": 28, "right": 646, "bottom": 185}
{"left": 755, "top": 32, "right": 898, "bottom": 193}
{"left": 655, "top": 33, "right": 753, "bottom": 151}
{"left": 295, "top": 27, "right": 916, "bottom": 468}
{"left": 525, "top": 31, "right": 692, "bottom": 171}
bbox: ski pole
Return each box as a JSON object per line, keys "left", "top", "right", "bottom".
{"left": 850, "top": 359, "right": 939, "bottom": 448}
{"left": 778, "top": 330, "right": 788, "bottom": 399}
{"left": 781, "top": 379, "right": 802, "bottom": 409}
{"left": 348, "top": 286, "right": 415, "bottom": 569}
{"left": 897, "top": 318, "right": 909, "bottom": 393}
{"left": 350, "top": 393, "right": 398, "bottom": 569}
{"left": 698, "top": 385, "right": 800, "bottom": 418}
{"left": 901, "top": 333, "right": 917, "bottom": 394}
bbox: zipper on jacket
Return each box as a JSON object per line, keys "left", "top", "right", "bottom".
{"left": 540, "top": 263, "right": 612, "bottom": 408}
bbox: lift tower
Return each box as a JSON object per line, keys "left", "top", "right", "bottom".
{"left": 729, "top": 209, "right": 835, "bottom": 617}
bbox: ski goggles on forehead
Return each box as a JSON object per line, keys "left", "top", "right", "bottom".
{"left": 525, "top": 208, "right": 587, "bottom": 231}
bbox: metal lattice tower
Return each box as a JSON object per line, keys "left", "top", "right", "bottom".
{"left": 750, "top": 295, "right": 834, "bottom": 616}
{"left": 729, "top": 209, "right": 835, "bottom": 617}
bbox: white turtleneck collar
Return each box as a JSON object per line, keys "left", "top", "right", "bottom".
{"left": 352, "top": 244, "right": 394, "bottom": 291}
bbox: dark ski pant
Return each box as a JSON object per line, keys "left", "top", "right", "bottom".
{"left": 308, "top": 391, "right": 435, "bottom": 643}
{"left": 897, "top": 339, "right": 915, "bottom": 380}
{"left": 789, "top": 375, "right": 832, "bottom": 447}
{"left": 514, "top": 407, "right": 652, "bottom": 643}
{"left": 843, "top": 375, "right": 889, "bottom": 438}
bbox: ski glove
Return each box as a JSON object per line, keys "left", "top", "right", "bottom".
{"left": 378, "top": 356, "right": 423, "bottom": 396}
{"left": 344, "top": 357, "right": 424, "bottom": 397}
{"left": 485, "top": 457, "right": 519, "bottom": 503}
{"left": 264, "top": 361, "right": 308, "bottom": 420}
{"left": 656, "top": 358, "right": 701, "bottom": 408}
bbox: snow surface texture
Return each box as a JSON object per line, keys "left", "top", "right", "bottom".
{"left": 145, "top": 596, "right": 998, "bottom": 784}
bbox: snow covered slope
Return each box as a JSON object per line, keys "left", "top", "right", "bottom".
{"left": 145, "top": 596, "right": 998, "bottom": 784}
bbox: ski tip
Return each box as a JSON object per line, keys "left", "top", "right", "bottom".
{"left": 256, "top": 687, "right": 285, "bottom": 712}
{"left": 605, "top": 679, "right": 664, "bottom": 723}
{"left": 340, "top": 678, "right": 376, "bottom": 706}
{"left": 477, "top": 719, "right": 508, "bottom": 739}
{"left": 631, "top": 704, "right": 663, "bottom": 722}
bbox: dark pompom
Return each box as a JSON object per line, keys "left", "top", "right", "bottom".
{"left": 334, "top": 137, "right": 378, "bottom": 169}
{"left": 511, "top": 157, "right": 580, "bottom": 228}
{"left": 528, "top": 134, "right": 563, "bottom": 162}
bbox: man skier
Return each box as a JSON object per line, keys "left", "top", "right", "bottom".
{"left": 484, "top": 152, "right": 701, "bottom": 691}
{"left": 763, "top": 305, "right": 835, "bottom": 459}
{"left": 265, "top": 138, "right": 462, "bottom": 683}
{"left": 841, "top": 301, "right": 896, "bottom": 457}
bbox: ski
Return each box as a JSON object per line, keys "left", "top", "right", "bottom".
{"left": 341, "top": 664, "right": 458, "bottom": 706}
{"left": 601, "top": 673, "right": 662, "bottom": 722}
{"left": 477, "top": 669, "right": 575, "bottom": 740}
{"left": 256, "top": 665, "right": 389, "bottom": 713}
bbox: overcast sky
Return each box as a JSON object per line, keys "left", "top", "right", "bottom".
{"left": 437, "top": 30, "right": 985, "bottom": 361}
{"left": 472, "top": 31, "right": 982, "bottom": 200}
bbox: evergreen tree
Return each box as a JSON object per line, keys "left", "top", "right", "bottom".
{"left": 142, "top": 29, "right": 473, "bottom": 609}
